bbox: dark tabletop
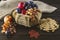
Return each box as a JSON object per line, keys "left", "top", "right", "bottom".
{"left": 0, "top": 0, "right": 60, "bottom": 40}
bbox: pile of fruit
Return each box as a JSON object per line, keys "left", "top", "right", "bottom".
{"left": 16, "top": 1, "right": 39, "bottom": 15}
{"left": 1, "top": 15, "right": 16, "bottom": 38}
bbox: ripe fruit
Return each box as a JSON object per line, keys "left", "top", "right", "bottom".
{"left": 16, "top": 8, "right": 21, "bottom": 13}
{"left": 33, "top": 4, "right": 38, "bottom": 8}
{"left": 17, "top": 2, "right": 25, "bottom": 9}
{"left": 22, "top": 9, "right": 26, "bottom": 15}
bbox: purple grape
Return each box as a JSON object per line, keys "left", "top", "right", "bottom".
{"left": 34, "top": 4, "right": 38, "bottom": 8}
{"left": 16, "top": 8, "right": 21, "bottom": 13}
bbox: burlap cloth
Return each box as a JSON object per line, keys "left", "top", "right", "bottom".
{"left": 0, "top": 0, "right": 57, "bottom": 19}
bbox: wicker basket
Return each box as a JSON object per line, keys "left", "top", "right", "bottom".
{"left": 11, "top": 8, "right": 42, "bottom": 27}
